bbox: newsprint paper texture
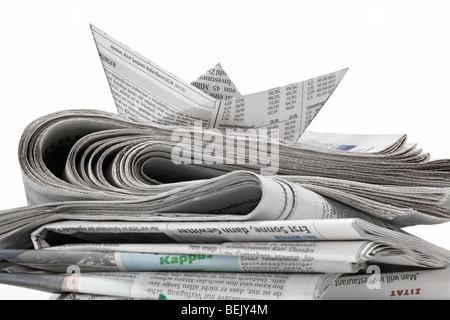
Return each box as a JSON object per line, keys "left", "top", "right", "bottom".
{"left": 0, "top": 25, "right": 450, "bottom": 300}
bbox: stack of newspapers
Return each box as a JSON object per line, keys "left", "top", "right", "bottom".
{"left": 0, "top": 25, "right": 449, "bottom": 300}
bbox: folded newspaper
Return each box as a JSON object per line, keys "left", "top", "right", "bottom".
{"left": 15, "top": 109, "right": 450, "bottom": 227}
{"left": 50, "top": 268, "right": 450, "bottom": 300}
{"left": 0, "top": 25, "right": 450, "bottom": 300}
{"left": 1, "top": 217, "right": 450, "bottom": 274}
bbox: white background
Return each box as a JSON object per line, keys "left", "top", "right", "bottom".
{"left": 0, "top": 0, "right": 449, "bottom": 299}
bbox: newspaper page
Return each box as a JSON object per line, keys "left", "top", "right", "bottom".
{"left": 14, "top": 108, "right": 450, "bottom": 232}
{"left": 191, "top": 63, "right": 242, "bottom": 101}
{"left": 29, "top": 219, "right": 374, "bottom": 248}
{"left": 0, "top": 271, "right": 338, "bottom": 300}
{"left": 53, "top": 268, "right": 450, "bottom": 300}
{"left": 90, "top": 26, "right": 219, "bottom": 127}
{"left": 3, "top": 169, "right": 408, "bottom": 249}
{"left": 91, "top": 25, "right": 348, "bottom": 141}
{"left": 322, "top": 268, "right": 450, "bottom": 300}
{"left": 298, "top": 131, "right": 407, "bottom": 153}
{"left": 22, "top": 218, "right": 450, "bottom": 272}
{"left": 3, "top": 237, "right": 446, "bottom": 274}
{"left": 17, "top": 109, "right": 450, "bottom": 226}
{"left": 0, "top": 241, "right": 369, "bottom": 273}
